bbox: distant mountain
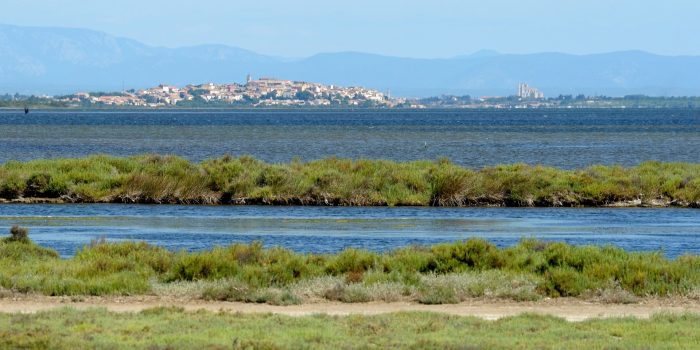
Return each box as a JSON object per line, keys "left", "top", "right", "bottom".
{"left": 2, "top": 23, "right": 700, "bottom": 97}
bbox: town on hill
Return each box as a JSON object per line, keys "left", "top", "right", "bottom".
{"left": 64, "top": 77, "right": 405, "bottom": 108}
{"left": 3, "top": 80, "right": 700, "bottom": 109}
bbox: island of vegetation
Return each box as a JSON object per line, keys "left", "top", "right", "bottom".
{"left": 0, "top": 155, "right": 698, "bottom": 207}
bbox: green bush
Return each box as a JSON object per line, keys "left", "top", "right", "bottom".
{"left": 325, "top": 249, "right": 378, "bottom": 275}
{"left": 24, "top": 173, "right": 67, "bottom": 198}
{"left": 8, "top": 225, "right": 29, "bottom": 243}
{"left": 168, "top": 250, "right": 239, "bottom": 281}
{"left": 0, "top": 174, "right": 25, "bottom": 199}
{"left": 541, "top": 267, "right": 592, "bottom": 296}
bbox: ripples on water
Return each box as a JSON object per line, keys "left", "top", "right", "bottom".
{"left": 0, "top": 204, "right": 698, "bottom": 258}
{"left": 1, "top": 108, "right": 699, "bottom": 168}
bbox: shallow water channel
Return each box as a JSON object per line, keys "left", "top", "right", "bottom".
{"left": 0, "top": 204, "right": 698, "bottom": 258}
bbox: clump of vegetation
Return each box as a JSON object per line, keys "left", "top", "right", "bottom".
{"left": 7, "top": 225, "right": 29, "bottom": 243}
{"left": 1, "top": 155, "right": 699, "bottom": 207}
{"left": 0, "top": 231, "right": 698, "bottom": 302}
{"left": 201, "top": 278, "right": 301, "bottom": 305}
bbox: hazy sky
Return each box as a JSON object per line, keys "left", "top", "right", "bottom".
{"left": 2, "top": 0, "right": 699, "bottom": 58}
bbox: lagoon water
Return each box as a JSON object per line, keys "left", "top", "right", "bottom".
{"left": 1, "top": 108, "right": 699, "bottom": 256}
{"left": 1, "top": 108, "right": 699, "bottom": 168}
{"left": 0, "top": 204, "right": 698, "bottom": 258}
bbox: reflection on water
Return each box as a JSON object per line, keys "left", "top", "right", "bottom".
{"left": 0, "top": 204, "right": 697, "bottom": 258}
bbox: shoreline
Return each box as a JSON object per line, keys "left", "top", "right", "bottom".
{"left": 0, "top": 196, "right": 697, "bottom": 208}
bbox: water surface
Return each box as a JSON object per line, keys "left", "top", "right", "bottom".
{"left": 1, "top": 204, "right": 697, "bottom": 258}
{"left": 1, "top": 109, "right": 699, "bottom": 168}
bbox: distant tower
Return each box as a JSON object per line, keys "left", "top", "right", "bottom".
{"left": 518, "top": 83, "right": 524, "bottom": 98}
{"left": 246, "top": 74, "right": 252, "bottom": 84}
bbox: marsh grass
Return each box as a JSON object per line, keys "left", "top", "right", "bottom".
{"left": 0, "top": 308, "right": 699, "bottom": 349}
{"left": 582, "top": 281, "right": 640, "bottom": 304}
{"left": 1, "top": 226, "right": 698, "bottom": 302}
{"left": 1, "top": 155, "right": 699, "bottom": 206}
{"left": 200, "top": 278, "right": 302, "bottom": 305}
{"left": 417, "top": 271, "right": 541, "bottom": 303}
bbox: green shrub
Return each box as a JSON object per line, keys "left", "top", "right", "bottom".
{"left": 8, "top": 225, "right": 29, "bottom": 243}
{"left": 541, "top": 267, "right": 592, "bottom": 297}
{"left": 428, "top": 239, "right": 505, "bottom": 273}
{"left": 0, "top": 175, "right": 25, "bottom": 199}
{"left": 168, "top": 251, "right": 239, "bottom": 281}
{"left": 24, "top": 173, "right": 67, "bottom": 198}
{"left": 325, "top": 249, "right": 378, "bottom": 274}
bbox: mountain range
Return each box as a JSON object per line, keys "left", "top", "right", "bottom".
{"left": 2, "top": 23, "right": 700, "bottom": 97}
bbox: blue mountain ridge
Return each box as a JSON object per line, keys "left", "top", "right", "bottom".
{"left": 1, "top": 23, "right": 699, "bottom": 97}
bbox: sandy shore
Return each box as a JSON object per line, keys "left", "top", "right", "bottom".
{"left": 1, "top": 296, "right": 698, "bottom": 321}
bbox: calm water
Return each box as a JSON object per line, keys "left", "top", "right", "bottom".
{"left": 0, "top": 204, "right": 698, "bottom": 258}
{"left": 1, "top": 108, "right": 699, "bottom": 168}
{"left": 1, "top": 109, "right": 699, "bottom": 256}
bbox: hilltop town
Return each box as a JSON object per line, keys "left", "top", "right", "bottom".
{"left": 0, "top": 79, "right": 551, "bottom": 108}
{"left": 4, "top": 80, "right": 700, "bottom": 109}
{"left": 61, "top": 77, "right": 405, "bottom": 108}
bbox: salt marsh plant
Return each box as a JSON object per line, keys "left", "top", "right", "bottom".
{"left": 1, "top": 227, "right": 698, "bottom": 302}
{"left": 2, "top": 155, "right": 699, "bottom": 207}
{"left": 7, "top": 225, "right": 29, "bottom": 243}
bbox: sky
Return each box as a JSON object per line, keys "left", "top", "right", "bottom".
{"left": 1, "top": 0, "right": 699, "bottom": 58}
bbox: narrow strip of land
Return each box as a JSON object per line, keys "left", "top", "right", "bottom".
{"left": 2, "top": 154, "right": 699, "bottom": 207}
{"left": 2, "top": 296, "right": 698, "bottom": 321}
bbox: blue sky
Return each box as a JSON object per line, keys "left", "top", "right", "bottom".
{"left": 2, "top": 0, "right": 698, "bottom": 58}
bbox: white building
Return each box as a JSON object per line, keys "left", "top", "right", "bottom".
{"left": 518, "top": 83, "right": 544, "bottom": 99}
